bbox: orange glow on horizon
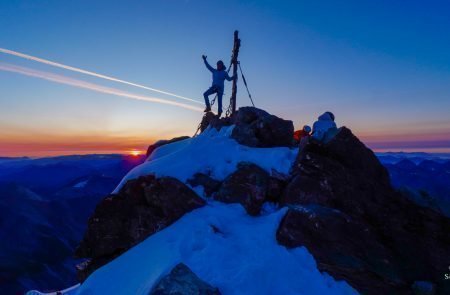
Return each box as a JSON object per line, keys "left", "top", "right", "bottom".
{"left": 128, "top": 149, "right": 144, "bottom": 156}
{"left": 0, "top": 127, "right": 449, "bottom": 157}
{"left": 0, "top": 133, "right": 155, "bottom": 157}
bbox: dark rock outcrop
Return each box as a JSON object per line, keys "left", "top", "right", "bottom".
{"left": 146, "top": 136, "right": 190, "bottom": 157}
{"left": 199, "top": 112, "right": 233, "bottom": 133}
{"left": 187, "top": 173, "right": 222, "bottom": 197}
{"left": 75, "top": 175, "right": 205, "bottom": 280}
{"left": 150, "top": 263, "right": 221, "bottom": 295}
{"left": 277, "top": 205, "right": 401, "bottom": 294}
{"left": 199, "top": 107, "right": 294, "bottom": 148}
{"left": 214, "top": 162, "right": 270, "bottom": 215}
{"left": 232, "top": 107, "right": 294, "bottom": 147}
{"left": 277, "top": 127, "right": 450, "bottom": 294}
{"left": 267, "top": 172, "right": 289, "bottom": 203}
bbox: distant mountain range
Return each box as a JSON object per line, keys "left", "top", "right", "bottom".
{"left": 0, "top": 154, "right": 145, "bottom": 294}
{"left": 377, "top": 153, "right": 450, "bottom": 217}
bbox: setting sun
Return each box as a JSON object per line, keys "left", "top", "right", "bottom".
{"left": 128, "top": 150, "right": 143, "bottom": 156}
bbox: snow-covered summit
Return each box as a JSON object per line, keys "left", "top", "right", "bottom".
{"left": 29, "top": 109, "right": 359, "bottom": 295}
{"left": 29, "top": 107, "right": 450, "bottom": 295}
{"left": 114, "top": 125, "right": 297, "bottom": 195}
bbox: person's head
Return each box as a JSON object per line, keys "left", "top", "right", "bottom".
{"left": 217, "top": 60, "right": 225, "bottom": 71}
{"left": 324, "top": 111, "right": 335, "bottom": 121}
{"left": 303, "top": 125, "right": 312, "bottom": 134}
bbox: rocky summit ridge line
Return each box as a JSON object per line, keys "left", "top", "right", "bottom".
{"left": 74, "top": 107, "right": 450, "bottom": 295}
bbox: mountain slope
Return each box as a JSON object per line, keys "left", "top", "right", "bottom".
{"left": 77, "top": 203, "right": 355, "bottom": 295}
{"left": 0, "top": 155, "right": 145, "bottom": 294}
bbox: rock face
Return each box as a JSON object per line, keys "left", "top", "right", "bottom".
{"left": 75, "top": 175, "right": 205, "bottom": 280}
{"left": 277, "top": 127, "right": 450, "bottom": 295}
{"left": 199, "top": 107, "right": 294, "bottom": 147}
{"left": 214, "top": 162, "right": 270, "bottom": 215}
{"left": 232, "top": 107, "right": 294, "bottom": 147}
{"left": 146, "top": 136, "right": 190, "bottom": 157}
{"left": 150, "top": 263, "right": 221, "bottom": 295}
{"left": 277, "top": 205, "right": 399, "bottom": 294}
{"left": 199, "top": 112, "right": 233, "bottom": 133}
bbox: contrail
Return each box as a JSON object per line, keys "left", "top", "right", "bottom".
{"left": 0, "top": 63, "right": 203, "bottom": 112}
{"left": 0, "top": 47, "right": 202, "bottom": 105}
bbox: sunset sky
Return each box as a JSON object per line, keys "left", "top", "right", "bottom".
{"left": 1, "top": 0, "right": 450, "bottom": 156}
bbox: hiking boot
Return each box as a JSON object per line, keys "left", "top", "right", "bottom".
{"left": 204, "top": 106, "right": 211, "bottom": 112}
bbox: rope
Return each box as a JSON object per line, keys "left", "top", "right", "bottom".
{"left": 193, "top": 121, "right": 202, "bottom": 137}
{"left": 238, "top": 62, "right": 255, "bottom": 107}
{"left": 225, "top": 100, "right": 233, "bottom": 117}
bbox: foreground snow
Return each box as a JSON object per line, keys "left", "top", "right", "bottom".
{"left": 76, "top": 202, "right": 356, "bottom": 295}
{"left": 114, "top": 126, "right": 298, "bottom": 193}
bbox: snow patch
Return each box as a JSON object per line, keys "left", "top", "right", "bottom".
{"left": 73, "top": 180, "right": 88, "bottom": 188}
{"left": 113, "top": 126, "right": 298, "bottom": 193}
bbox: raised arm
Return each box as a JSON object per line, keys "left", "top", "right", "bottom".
{"left": 202, "top": 55, "right": 214, "bottom": 72}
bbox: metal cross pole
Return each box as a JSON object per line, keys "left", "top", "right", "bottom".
{"left": 230, "top": 30, "right": 241, "bottom": 115}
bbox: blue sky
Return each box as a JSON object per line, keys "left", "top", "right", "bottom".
{"left": 1, "top": 0, "right": 450, "bottom": 156}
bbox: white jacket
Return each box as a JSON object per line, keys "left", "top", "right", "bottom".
{"left": 312, "top": 112, "right": 337, "bottom": 142}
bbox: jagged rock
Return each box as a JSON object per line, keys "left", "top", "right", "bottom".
{"left": 199, "top": 107, "right": 294, "bottom": 148}
{"left": 187, "top": 173, "right": 222, "bottom": 197}
{"left": 150, "top": 263, "right": 221, "bottom": 295}
{"left": 277, "top": 205, "right": 402, "bottom": 294}
{"left": 267, "top": 175, "right": 288, "bottom": 203}
{"left": 277, "top": 127, "right": 450, "bottom": 295}
{"left": 283, "top": 127, "right": 394, "bottom": 213}
{"left": 146, "top": 136, "right": 190, "bottom": 157}
{"left": 231, "top": 107, "right": 294, "bottom": 147}
{"left": 75, "top": 175, "right": 205, "bottom": 280}
{"left": 214, "top": 162, "right": 270, "bottom": 215}
{"left": 199, "top": 112, "right": 233, "bottom": 133}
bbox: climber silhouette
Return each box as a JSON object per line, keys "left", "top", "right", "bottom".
{"left": 202, "top": 55, "right": 236, "bottom": 117}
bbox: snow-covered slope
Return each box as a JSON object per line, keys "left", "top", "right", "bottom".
{"left": 28, "top": 125, "right": 357, "bottom": 295}
{"left": 26, "top": 114, "right": 450, "bottom": 295}
{"left": 114, "top": 126, "right": 298, "bottom": 194}
{"left": 76, "top": 202, "right": 356, "bottom": 295}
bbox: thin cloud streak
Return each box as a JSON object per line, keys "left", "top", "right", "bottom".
{"left": 0, "top": 47, "right": 202, "bottom": 105}
{"left": 0, "top": 63, "right": 203, "bottom": 112}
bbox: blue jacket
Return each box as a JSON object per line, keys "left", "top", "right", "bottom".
{"left": 204, "top": 60, "right": 234, "bottom": 92}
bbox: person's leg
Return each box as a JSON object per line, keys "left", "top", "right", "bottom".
{"left": 203, "top": 87, "right": 215, "bottom": 111}
{"left": 217, "top": 91, "right": 223, "bottom": 116}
